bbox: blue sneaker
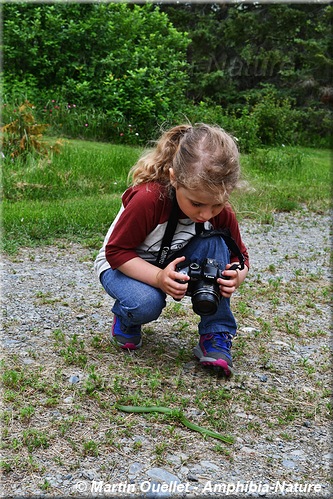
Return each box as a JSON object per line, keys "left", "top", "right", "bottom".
{"left": 111, "top": 315, "right": 142, "bottom": 350}
{"left": 193, "top": 332, "right": 233, "bottom": 376}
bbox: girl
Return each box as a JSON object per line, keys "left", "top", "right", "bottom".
{"left": 94, "top": 123, "right": 249, "bottom": 376}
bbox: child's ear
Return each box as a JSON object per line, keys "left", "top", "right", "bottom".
{"left": 169, "top": 168, "right": 177, "bottom": 188}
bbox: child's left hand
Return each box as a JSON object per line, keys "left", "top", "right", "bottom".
{"left": 217, "top": 263, "right": 248, "bottom": 298}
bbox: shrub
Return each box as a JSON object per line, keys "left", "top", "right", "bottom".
{"left": 38, "top": 99, "right": 144, "bottom": 145}
{"left": 291, "top": 107, "right": 332, "bottom": 148}
{"left": 1, "top": 101, "right": 62, "bottom": 160}
{"left": 178, "top": 101, "right": 261, "bottom": 153}
{"left": 250, "top": 91, "right": 298, "bottom": 146}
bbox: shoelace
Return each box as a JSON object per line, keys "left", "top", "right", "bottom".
{"left": 123, "top": 326, "right": 141, "bottom": 336}
{"left": 209, "top": 332, "right": 232, "bottom": 352}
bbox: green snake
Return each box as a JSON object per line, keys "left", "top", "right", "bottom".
{"left": 115, "top": 404, "right": 234, "bottom": 444}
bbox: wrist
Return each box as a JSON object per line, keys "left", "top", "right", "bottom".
{"left": 155, "top": 269, "right": 163, "bottom": 288}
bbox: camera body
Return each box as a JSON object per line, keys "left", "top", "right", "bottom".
{"left": 176, "top": 258, "right": 224, "bottom": 316}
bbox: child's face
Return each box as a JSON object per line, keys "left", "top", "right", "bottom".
{"left": 175, "top": 185, "right": 225, "bottom": 223}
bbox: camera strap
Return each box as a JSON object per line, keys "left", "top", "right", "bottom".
{"left": 155, "top": 193, "right": 180, "bottom": 268}
{"left": 155, "top": 195, "right": 245, "bottom": 270}
{"left": 199, "top": 228, "right": 245, "bottom": 270}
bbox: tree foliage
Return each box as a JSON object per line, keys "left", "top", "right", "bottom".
{"left": 3, "top": 2, "right": 190, "bottom": 134}
{"left": 2, "top": 2, "right": 332, "bottom": 147}
{"left": 161, "top": 2, "right": 332, "bottom": 108}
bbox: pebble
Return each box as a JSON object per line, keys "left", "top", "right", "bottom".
{"left": 282, "top": 459, "right": 297, "bottom": 469}
{"left": 147, "top": 468, "right": 181, "bottom": 484}
{"left": 200, "top": 461, "right": 220, "bottom": 471}
{"left": 129, "top": 462, "right": 145, "bottom": 477}
{"left": 69, "top": 375, "right": 80, "bottom": 384}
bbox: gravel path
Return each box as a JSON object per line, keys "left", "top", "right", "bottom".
{"left": 1, "top": 211, "right": 331, "bottom": 497}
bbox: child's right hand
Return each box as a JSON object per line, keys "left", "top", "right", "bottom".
{"left": 156, "top": 256, "right": 190, "bottom": 300}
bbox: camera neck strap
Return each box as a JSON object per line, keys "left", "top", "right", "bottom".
{"left": 199, "top": 228, "right": 245, "bottom": 270}
{"left": 155, "top": 194, "right": 245, "bottom": 270}
{"left": 155, "top": 193, "right": 180, "bottom": 268}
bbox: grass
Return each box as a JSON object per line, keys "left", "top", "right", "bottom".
{"left": 2, "top": 139, "right": 331, "bottom": 252}
{"left": 2, "top": 139, "right": 142, "bottom": 252}
{"left": 1, "top": 275, "right": 331, "bottom": 465}
{"left": 1, "top": 260, "right": 331, "bottom": 488}
{"left": 233, "top": 146, "right": 331, "bottom": 222}
{"left": 1, "top": 138, "right": 331, "bottom": 492}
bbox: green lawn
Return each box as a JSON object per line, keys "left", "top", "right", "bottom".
{"left": 2, "top": 139, "right": 331, "bottom": 252}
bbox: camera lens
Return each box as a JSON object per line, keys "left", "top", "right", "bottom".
{"left": 191, "top": 287, "right": 220, "bottom": 316}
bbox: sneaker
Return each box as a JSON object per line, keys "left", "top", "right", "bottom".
{"left": 111, "top": 315, "right": 142, "bottom": 350}
{"left": 193, "top": 332, "right": 233, "bottom": 376}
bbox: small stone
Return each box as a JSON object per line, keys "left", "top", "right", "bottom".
{"left": 129, "top": 462, "right": 144, "bottom": 476}
{"left": 260, "top": 375, "right": 268, "bottom": 382}
{"left": 51, "top": 410, "right": 61, "bottom": 417}
{"left": 69, "top": 375, "right": 80, "bottom": 384}
{"left": 240, "top": 446, "right": 255, "bottom": 454}
{"left": 290, "top": 449, "right": 306, "bottom": 457}
{"left": 282, "top": 459, "right": 297, "bottom": 469}
{"left": 147, "top": 467, "right": 180, "bottom": 484}
{"left": 183, "top": 361, "right": 196, "bottom": 372}
{"left": 22, "top": 358, "right": 35, "bottom": 365}
{"left": 82, "top": 469, "right": 99, "bottom": 480}
{"left": 166, "top": 455, "right": 181, "bottom": 465}
{"left": 236, "top": 412, "right": 248, "bottom": 418}
{"left": 242, "top": 327, "right": 258, "bottom": 334}
{"left": 200, "top": 460, "right": 220, "bottom": 471}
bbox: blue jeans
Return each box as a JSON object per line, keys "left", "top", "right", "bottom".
{"left": 100, "top": 235, "right": 237, "bottom": 337}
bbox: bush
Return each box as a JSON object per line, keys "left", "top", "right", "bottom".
{"left": 250, "top": 89, "right": 298, "bottom": 146}
{"left": 1, "top": 75, "right": 40, "bottom": 105}
{"left": 1, "top": 101, "right": 62, "bottom": 160}
{"left": 291, "top": 107, "right": 332, "bottom": 148}
{"left": 2, "top": 3, "right": 190, "bottom": 144}
{"left": 178, "top": 101, "right": 261, "bottom": 153}
{"left": 182, "top": 86, "right": 332, "bottom": 152}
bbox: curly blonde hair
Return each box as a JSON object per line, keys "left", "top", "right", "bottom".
{"left": 129, "top": 123, "right": 240, "bottom": 202}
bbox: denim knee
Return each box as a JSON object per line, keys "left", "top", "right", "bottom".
{"left": 112, "top": 289, "right": 166, "bottom": 326}
{"left": 180, "top": 234, "right": 230, "bottom": 269}
{"left": 100, "top": 268, "right": 166, "bottom": 326}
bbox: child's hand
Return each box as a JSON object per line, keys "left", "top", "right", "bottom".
{"left": 217, "top": 263, "right": 242, "bottom": 298}
{"left": 156, "top": 256, "right": 189, "bottom": 300}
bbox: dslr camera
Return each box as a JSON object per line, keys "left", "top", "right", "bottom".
{"left": 176, "top": 258, "right": 225, "bottom": 316}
